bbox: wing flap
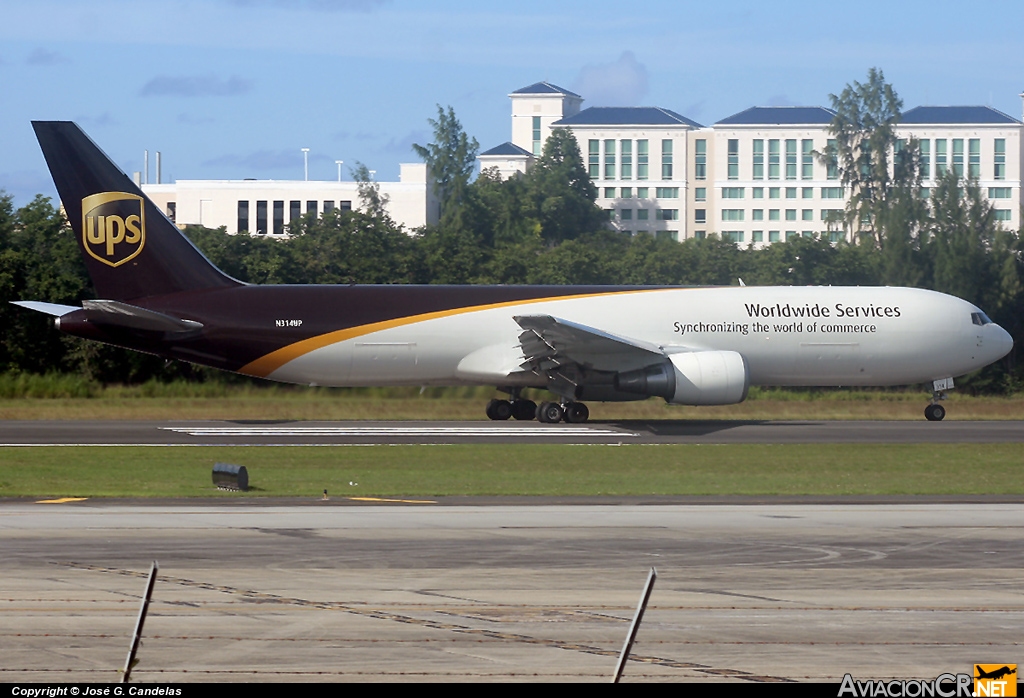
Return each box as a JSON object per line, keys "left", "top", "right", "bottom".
{"left": 514, "top": 315, "right": 665, "bottom": 372}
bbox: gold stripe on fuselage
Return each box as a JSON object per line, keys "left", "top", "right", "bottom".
{"left": 238, "top": 288, "right": 662, "bottom": 378}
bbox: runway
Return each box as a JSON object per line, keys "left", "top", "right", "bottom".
{"left": 2, "top": 501, "right": 1021, "bottom": 682}
{"left": 3, "top": 418, "right": 1024, "bottom": 445}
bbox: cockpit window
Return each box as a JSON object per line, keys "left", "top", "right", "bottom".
{"left": 971, "top": 311, "right": 993, "bottom": 326}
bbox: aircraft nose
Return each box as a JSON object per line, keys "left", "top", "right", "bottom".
{"left": 990, "top": 324, "right": 1014, "bottom": 361}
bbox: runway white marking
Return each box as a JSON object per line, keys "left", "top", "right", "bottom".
{"left": 159, "top": 425, "right": 635, "bottom": 437}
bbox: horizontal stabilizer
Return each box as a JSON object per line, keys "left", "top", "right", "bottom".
{"left": 11, "top": 300, "right": 80, "bottom": 317}
{"left": 81, "top": 300, "right": 204, "bottom": 334}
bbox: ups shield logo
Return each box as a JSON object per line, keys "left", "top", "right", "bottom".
{"left": 82, "top": 192, "right": 145, "bottom": 267}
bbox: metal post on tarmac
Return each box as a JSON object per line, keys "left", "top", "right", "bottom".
{"left": 122, "top": 561, "right": 158, "bottom": 683}
{"left": 612, "top": 567, "right": 657, "bottom": 683}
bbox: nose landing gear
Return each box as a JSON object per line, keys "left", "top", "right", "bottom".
{"left": 925, "top": 378, "right": 953, "bottom": 421}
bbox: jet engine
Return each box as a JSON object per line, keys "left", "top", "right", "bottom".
{"left": 614, "top": 350, "right": 749, "bottom": 405}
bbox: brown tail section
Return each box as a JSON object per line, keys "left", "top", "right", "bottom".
{"left": 32, "top": 121, "right": 240, "bottom": 301}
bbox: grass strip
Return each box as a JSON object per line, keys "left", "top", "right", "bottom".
{"left": 1, "top": 444, "right": 1021, "bottom": 498}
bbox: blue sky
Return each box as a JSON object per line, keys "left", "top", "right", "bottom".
{"left": 2, "top": 0, "right": 1022, "bottom": 207}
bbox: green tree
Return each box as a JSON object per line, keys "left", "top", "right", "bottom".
{"left": 350, "top": 162, "right": 391, "bottom": 222}
{"left": 821, "top": 68, "right": 905, "bottom": 246}
{"left": 525, "top": 128, "right": 607, "bottom": 245}
{"left": 412, "top": 105, "right": 479, "bottom": 228}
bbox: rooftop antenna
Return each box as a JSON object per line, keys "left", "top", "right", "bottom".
{"left": 301, "top": 148, "right": 310, "bottom": 181}
{"left": 336, "top": 160, "right": 344, "bottom": 182}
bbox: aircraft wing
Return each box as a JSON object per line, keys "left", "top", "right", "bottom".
{"left": 514, "top": 314, "right": 666, "bottom": 373}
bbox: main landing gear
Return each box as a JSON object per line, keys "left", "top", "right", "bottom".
{"left": 924, "top": 377, "right": 953, "bottom": 421}
{"left": 485, "top": 397, "right": 537, "bottom": 421}
{"left": 485, "top": 392, "right": 590, "bottom": 423}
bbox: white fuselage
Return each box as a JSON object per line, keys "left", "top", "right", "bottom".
{"left": 264, "top": 286, "right": 1013, "bottom": 391}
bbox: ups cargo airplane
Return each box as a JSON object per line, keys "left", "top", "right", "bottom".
{"left": 15, "top": 122, "right": 1014, "bottom": 422}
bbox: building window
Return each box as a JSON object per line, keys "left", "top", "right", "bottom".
{"left": 656, "top": 209, "right": 679, "bottom": 221}
{"left": 237, "top": 200, "right": 249, "bottom": 234}
{"left": 656, "top": 187, "right": 680, "bottom": 198}
{"left": 694, "top": 139, "right": 706, "bottom": 180}
{"left": 952, "top": 139, "right": 964, "bottom": 177}
{"left": 769, "top": 231, "right": 780, "bottom": 242}
{"left": 323, "top": 201, "right": 335, "bottom": 212}
{"left": 821, "top": 208, "right": 843, "bottom": 221}
{"left": 821, "top": 187, "right": 844, "bottom": 199}
{"left": 786, "top": 187, "right": 797, "bottom": 199}
{"left": 786, "top": 231, "right": 798, "bottom": 241}
{"left": 620, "top": 140, "right": 632, "bottom": 179}
{"left": 828, "top": 231, "right": 845, "bottom": 243}
{"left": 826, "top": 139, "right": 838, "bottom": 180}
{"left": 722, "top": 231, "right": 744, "bottom": 243}
{"left": 994, "top": 209, "right": 1012, "bottom": 221}
{"left": 256, "top": 200, "right": 267, "bottom": 235}
{"left": 752, "top": 187, "right": 764, "bottom": 199}
{"left": 801, "top": 139, "right": 814, "bottom": 179}
{"left": 695, "top": 231, "right": 706, "bottom": 239}
{"left": 785, "top": 209, "right": 797, "bottom": 221}
{"left": 588, "top": 140, "right": 600, "bottom": 179}
{"left": 340, "top": 200, "right": 352, "bottom": 211}
{"left": 694, "top": 187, "right": 706, "bottom": 201}
{"left": 621, "top": 209, "right": 633, "bottom": 221}
{"left": 694, "top": 209, "right": 706, "bottom": 224}
{"left": 637, "top": 187, "right": 649, "bottom": 198}
{"left": 721, "top": 209, "right": 744, "bottom": 221}
{"left": 919, "top": 139, "right": 930, "bottom": 180}
{"left": 727, "top": 139, "right": 739, "bottom": 180}
{"left": 637, "top": 209, "right": 649, "bottom": 221}
{"left": 935, "top": 139, "right": 947, "bottom": 176}
{"left": 968, "top": 139, "right": 980, "bottom": 178}
{"left": 656, "top": 230, "right": 678, "bottom": 241}
{"left": 753, "top": 139, "right": 764, "bottom": 180}
{"left": 785, "top": 139, "right": 797, "bottom": 179}
{"left": 532, "top": 116, "right": 542, "bottom": 157}
{"left": 621, "top": 187, "right": 633, "bottom": 198}
{"left": 273, "top": 201, "right": 285, "bottom": 234}
{"left": 752, "top": 209, "right": 764, "bottom": 221}
{"left": 994, "top": 139, "right": 1005, "bottom": 180}
{"left": 802, "top": 209, "right": 813, "bottom": 221}
{"left": 661, "top": 139, "right": 673, "bottom": 180}
{"left": 721, "top": 187, "right": 744, "bottom": 199}
{"left": 602, "top": 187, "right": 614, "bottom": 199}
{"left": 289, "top": 200, "right": 301, "bottom": 222}
{"left": 768, "top": 139, "right": 780, "bottom": 179}
{"left": 604, "top": 139, "right": 616, "bottom": 180}
{"left": 802, "top": 187, "right": 813, "bottom": 199}
{"left": 306, "top": 200, "right": 317, "bottom": 216}
{"left": 769, "top": 187, "right": 780, "bottom": 199}
{"left": 989, "top": 187, "right": 1011, "bottom": 199}
{"left": 637, "top": 140, "right": 649, "bottom": 180}
{"left": 769, "top": 209, "right": 780, "bottom": 221}
{"left": 752, "top": 231, "right": 763, "bottom": 243}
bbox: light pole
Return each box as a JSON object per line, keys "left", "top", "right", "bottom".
{"left": 301, "top": 148, "right": 310, "bottom": 181}
{"left": 369, "top": 170, "right": 376, "bottom": 180}
{"left": 336, "top": 160, "right": 344, "bottom": 182}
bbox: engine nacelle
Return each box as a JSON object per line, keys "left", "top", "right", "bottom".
{"left": 614, "top": 350, "right": 750, "bottom": 405}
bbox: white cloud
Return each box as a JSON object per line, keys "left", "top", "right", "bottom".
{"left": 571, "top": 51, "right": 649, "bottom": 106}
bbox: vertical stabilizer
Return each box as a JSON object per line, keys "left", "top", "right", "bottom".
{"left": 32, "top": 121, "right": 240, "bottom": 301}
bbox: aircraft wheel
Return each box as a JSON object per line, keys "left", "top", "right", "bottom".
{"left": 511, "top": 399, "right": 537, "bottom": 420}
{"left": 924, "top": 404, "right": 945, "bottom": 422}
{"left": 486, "top": 398, "right": 512, "bottom": 421}
{"left": 563, "top": 402, "right": 589, "bottom": 424}
{"left": 537, "top": 401, "right": 564, "bottom": 424}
